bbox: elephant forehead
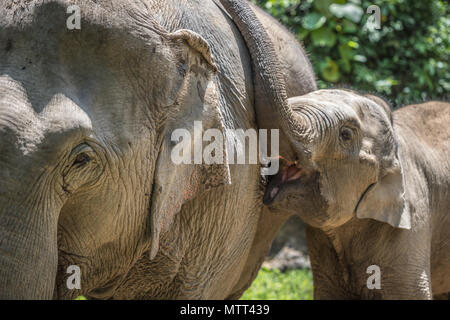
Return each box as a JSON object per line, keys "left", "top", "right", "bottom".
{"left": 1, "top": 0, "right": 167, "bottom": 72}
{"left": 288, "top": 95, "right": 360, "bottom": 124}
{"left": 39, "top": 94, "right": 92, "bottom": 132}
{"left": 291, "top": 89, "right": 385, "bottom": 124}
{"left": 1, "top": 0, "right": 152, "bottom": 30}
{"left": 0, "top": 2, "right": 177, "bottom": 146}
{"left": 0, "top": 76, "right": 44, "bottom": 153}
{"left": 0, "top": 76, "right": 94, "bottom": 157}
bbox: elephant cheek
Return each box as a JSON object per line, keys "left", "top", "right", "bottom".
{"left": 149, "top": 149, "right": 231, "bottom": 260}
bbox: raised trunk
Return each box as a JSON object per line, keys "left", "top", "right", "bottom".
{"left": 218, "top": 0, "right": 310, "bottom": 144}
{"left": 0, "top": 79, "right": 61, "bottom": 299}
{"left": 0, "top": 195, "right": 59, "bottom": 299}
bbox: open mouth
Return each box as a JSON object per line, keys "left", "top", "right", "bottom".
{"left": 263, "top": 160, "right": 303, "bottom": 205}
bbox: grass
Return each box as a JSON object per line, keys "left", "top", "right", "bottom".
{"left": 241, "top": 267, "right": 314, "bottom": 300}
{"left": 75, "top": 267, "right": 314, "bottom": 300}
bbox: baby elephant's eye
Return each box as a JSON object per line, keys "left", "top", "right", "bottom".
{"left": 340, "top": 127, "right": 353, "bottom": 142}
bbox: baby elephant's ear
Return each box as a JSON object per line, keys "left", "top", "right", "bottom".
{"left": 364, "top": 94, "right": 393, "bottom": 124}
{"left": 356, "top": 156, "right": 411, "bottom": 229}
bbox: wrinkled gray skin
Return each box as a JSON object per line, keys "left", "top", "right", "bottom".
{"left": 264, "top": 91, "right": 450, "bottom": 299}
{"left": 0, "top": 0, "right": 315, "bottom": 299}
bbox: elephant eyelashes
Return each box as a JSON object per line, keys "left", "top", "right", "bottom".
{"left": 73, "top": 153, "right": 91, "bottom": 167}
{"left": 68, "top": 144, "right": 96, "bottom": 168}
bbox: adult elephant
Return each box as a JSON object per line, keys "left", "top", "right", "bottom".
{"left": 0, "top": 0, "right": 314, "bottom": 299}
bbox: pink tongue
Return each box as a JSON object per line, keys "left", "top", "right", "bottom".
{"left": 266, "top": 164, "right": 302, "bottom": 203}
{"left": 283, "top": 165, "right": 302, "bottom": 182}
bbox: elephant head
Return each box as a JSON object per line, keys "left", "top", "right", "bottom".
{"left": 0, "top": 1, "right": 230, "bottom": 299}
{"left": 217, "top": 0, "right": 409, "bottom": 236}
{"left": 264, "top": 89, "right": 411, "bottom": 230}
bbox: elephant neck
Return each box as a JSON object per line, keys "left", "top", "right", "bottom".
{"left": 323, "top": 228, "right": 350, "bottom": 285}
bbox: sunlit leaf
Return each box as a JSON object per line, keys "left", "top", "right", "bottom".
{"left": 353, "top": 55, "right": 367, "bottom": 63}
{"left": 302, "top": 13, "right": 327, "bottom": 30}
{"left": 347, "top": 40, "right": 359, "bottom": 48}
{"left": 329, "top": 3, "right": 364, "bottom": 23}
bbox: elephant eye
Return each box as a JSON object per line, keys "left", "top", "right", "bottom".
{"left": 69, "top": 144, "right": 96, "bottom": 168}
{"left": 62, "top": 143, "right": 103, "bottom": 194}
{"left": 73, "top": 153, "right": 91, "bottom": 167}
{"left": 340, "top": 127, "right": 353, "bottom": 142}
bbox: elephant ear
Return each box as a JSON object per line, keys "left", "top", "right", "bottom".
{"left": 148, "top": 29, "right": 231, "bottom": 259}
{"left": 356, "top": 150, "right": 411, "bottom": 229}
{"left": 364, "top": 94, "right": 393, "bottom": 124}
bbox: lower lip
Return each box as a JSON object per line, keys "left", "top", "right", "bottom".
{"left": 270, "top": 187, "right": 279, "bottom": 199}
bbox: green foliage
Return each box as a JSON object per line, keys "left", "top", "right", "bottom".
{"left": 241, "top": 267, "right": 313, "bottom": 300}
{"left": 252, "top": 0, "right": 449, "bottom": 107}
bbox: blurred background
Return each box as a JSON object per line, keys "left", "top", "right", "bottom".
{"left": 242, "top": 0, "right": 449, "bottom": 300}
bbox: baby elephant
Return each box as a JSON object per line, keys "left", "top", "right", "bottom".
{"left": 264, "top": 89, "right": 449, "bottom": 299}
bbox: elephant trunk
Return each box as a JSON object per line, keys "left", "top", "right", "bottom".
{"left": 218, "top": 0, "right": 311, "bottom": 143}
{"left": 0, "top": 183, "right": 59, "bottom": 299}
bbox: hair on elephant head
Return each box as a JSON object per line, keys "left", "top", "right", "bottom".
{"left": 0, "top": 1, "right": 230, "bottom": 299}
{"left": 263, "top": 89, "right": 411, "bottom": 230}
